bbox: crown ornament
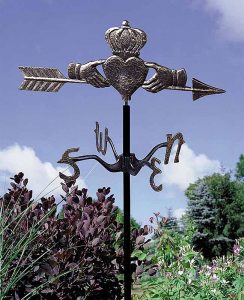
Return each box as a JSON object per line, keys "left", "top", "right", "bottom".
{"left": 105, "top": 20, "right": 147, "bottom": 59}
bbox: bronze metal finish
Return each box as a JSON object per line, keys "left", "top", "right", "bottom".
{"left": 19, "top": 21, "right": 225, "bottom": 101}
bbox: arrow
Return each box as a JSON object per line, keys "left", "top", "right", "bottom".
{"left": 19, "top": 67, "right": 226, "bottom": 99}
{"left": 19, "top": 66, "right": 86, "bottom": 92}
{"left": 165, "top": 78, "right": 225, "bottom": 100}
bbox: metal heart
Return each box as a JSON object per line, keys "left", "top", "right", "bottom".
{"left": 103, "top": 56, "right": 148, "bottom": 101}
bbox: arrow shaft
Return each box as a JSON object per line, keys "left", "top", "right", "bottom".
{"left": 22, "top": 76, "right": 225, "bottom": 96}
{"left": 24, "top": 79, "right": 220, "bottom": 93}
{"left": 165, "top": 85, "right": 217, "bottom": 93}
{"left": 23, "top": 76, "right": 87, "bottom": 84}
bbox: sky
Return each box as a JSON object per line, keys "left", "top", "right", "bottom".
{"left": 0, "top": 0, "right": 244, "bottom": 225}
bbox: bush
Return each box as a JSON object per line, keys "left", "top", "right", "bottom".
{"left": 0, "top": 173, "right": 152, "bottom": 299}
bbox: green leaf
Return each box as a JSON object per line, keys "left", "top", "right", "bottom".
{"left": 138, "top": 252, "right": 147, "bottom": 261}
{"left": 131, "top": 249, "right": 143, "bottom": 258}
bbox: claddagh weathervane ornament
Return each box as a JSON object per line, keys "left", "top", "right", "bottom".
{"left": 19, "top": 20, "right": 225, "bottom": 300}
{"left": 19, "top": 20, "right": 224, "bottom": 191}
{"left": 19, "top": 20, "right": 224, "bottom": 101}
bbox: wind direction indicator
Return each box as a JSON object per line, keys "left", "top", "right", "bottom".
{"left": 19, "top": 66, "right": 225, "bottom": 100}
{"left": 19, "top": 20, "right": 225, "bottom": 300}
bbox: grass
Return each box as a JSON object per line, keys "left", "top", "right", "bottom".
{"left": 0, "top": 169, "right": 80, "bottom": 299}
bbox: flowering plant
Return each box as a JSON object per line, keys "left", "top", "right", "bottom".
{"left": 132, "top": 215, "right": 244, "bottom": 300}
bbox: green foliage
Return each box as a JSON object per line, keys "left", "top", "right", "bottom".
{"left": 114, "top": 207, "right": 141, "bottom": 230}
{"left": 135, "top": 247, "right": 244, "bottom": 300}
{"left": 132, "top": 216, "right": 244, "bottom": 300}
{"left": 185, "top": 172, "right": 244, "bottom": 259}
{"left": 132, "top": 154, "right": 244, "bottom": 299}
{"left": 236, "top": 154, "right": 244, "bottom": 181}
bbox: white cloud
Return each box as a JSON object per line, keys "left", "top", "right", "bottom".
{"left": 173, "top": 208, "right": 186, "bottom": 219}
{"left": 202, "top": 0, "right": 244, "bottom": 41}
{"left": 0, "top": 144, "right": 86, "bottom": 201}
{"left": 162, "top": 144, "right": 221, "bottom": 190}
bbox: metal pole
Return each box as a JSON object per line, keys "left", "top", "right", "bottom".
{"left": 123, "top": 103, "right": 131, "bottom": 300}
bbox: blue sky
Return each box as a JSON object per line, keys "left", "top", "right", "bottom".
{"left": 0, "top": 0, "right": 244, "bottom": 224}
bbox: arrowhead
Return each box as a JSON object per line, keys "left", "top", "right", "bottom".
{"left": 192, "top": 78, "right": 225, "bottom": 101}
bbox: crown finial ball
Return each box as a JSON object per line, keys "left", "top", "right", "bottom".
{"left": 122, "top": 20, "right": 130, "bottom": 27}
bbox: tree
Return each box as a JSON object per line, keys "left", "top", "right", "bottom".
{"left": 185, "top": 170, "right": 244, "bottom": 259}
{"left": 223, "top": 180, "right": 244, "bottom": 238}
{"left": 114, "top": 207, "right": 141, "bottom": 230}
{"left": 236, "top": 154, "right": 244, "bottom": 181}
{"left": 165, "top": 208, "right": 179, "bottom": 231}
{"left": 186, "top": 178, "right": 218, "bottom": 258}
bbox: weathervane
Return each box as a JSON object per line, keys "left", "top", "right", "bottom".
{"left": 19, "top": 20, "right": 225, "bottom": 300}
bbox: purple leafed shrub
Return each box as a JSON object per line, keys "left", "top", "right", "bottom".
{"left": 0, "top": 173, "right": 152, "bottom": 299}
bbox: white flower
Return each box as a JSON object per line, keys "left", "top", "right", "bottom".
{"left": 178, "top": 270, "right": 184, "bottom": 275}
{"left": 158, "top": 261, "right": 163, "bottom": 267}
{"left": 212, "top": 274, "right": 218, "bottom": 281}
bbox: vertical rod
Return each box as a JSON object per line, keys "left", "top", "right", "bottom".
{"left": 123, "top": 103, "right": 131, "bottom": 300}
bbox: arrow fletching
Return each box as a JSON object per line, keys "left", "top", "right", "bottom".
{"left": 19, "top": 66, "right": 66, "bottom": 92}
{"left": 192, "top": 78, "right": 225, "bottom": 101}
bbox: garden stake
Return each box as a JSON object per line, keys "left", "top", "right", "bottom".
{"left": 19, "top": 20, "right": 225, "bottom": 300}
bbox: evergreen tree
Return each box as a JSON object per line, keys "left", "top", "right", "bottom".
{"left": 186, "top": 179, "right": 217, "bottom": 258}
{"left": 165, "top": 208, "right": 178, "bottom": 231}
{"left": 185, "top": 171, "right": 244, "bottom": 259}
